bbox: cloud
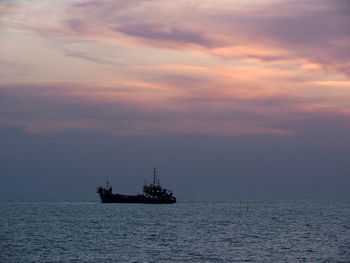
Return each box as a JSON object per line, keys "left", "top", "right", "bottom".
{"left": 0, "top": 3, "right": 23, "bottom": 14}
{"left": 63, "top": 50, "right": 113, "bottom": 65}
{"left": 115, "top": 23, "right": 214, "bottom": 48}
{"left": 1, "top": 80, "right": 349, "bottom": 137}
{"left": 5, "top": 0, "right": 349, "bottom": 77}
{"left": 1, "top": 0, "right": 349, "bottom": 138}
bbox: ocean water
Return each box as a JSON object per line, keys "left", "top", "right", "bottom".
{"left": 1, "top": 198, "right": 349, "bottom": 263}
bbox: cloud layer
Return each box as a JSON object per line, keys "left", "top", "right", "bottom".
{"left": 1, "top": 78, "right": 350, "bottom": 139}
{"left": 4, "top": 0, "right": 349, "bottom": 74}
{"left": 1, "top": 0, "right": 349, "bottom": 137}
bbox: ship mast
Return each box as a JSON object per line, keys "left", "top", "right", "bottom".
{"left": 153, "top": 167, "right": 159, "bottom": 186}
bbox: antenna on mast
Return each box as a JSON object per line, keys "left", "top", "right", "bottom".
{"left": 153, "top": 167, "right": 157, "bottom": 185}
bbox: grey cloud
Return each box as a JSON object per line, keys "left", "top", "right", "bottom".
{"left": 65, "top": 19, "right": 87, "bottom": 33}
{"left": 64, "top": 50, "right": 113, "bottom": 65}
{"left": 115, "top": 23, "right": 215, "bottom": 47}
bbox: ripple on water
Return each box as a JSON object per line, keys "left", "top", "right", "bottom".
{"left": 0, "top": 199, "right": 349, "bottom": 263}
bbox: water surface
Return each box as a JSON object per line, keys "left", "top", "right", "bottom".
{"left": 1, "top": 199, "right": 349, "bottom": 263}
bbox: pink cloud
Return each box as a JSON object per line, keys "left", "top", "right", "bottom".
{"left": 0, "top": 3, "right": 23, "bottom": 14}
{"left": 1, "top": 79, "right": 349, "bottom": 136}
{"left": 6, "top": 0, "right": 348, "bottom": 77}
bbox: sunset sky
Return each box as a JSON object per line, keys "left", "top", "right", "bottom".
{"left": 1, "top": 0, "right": 350, "bottom": 197}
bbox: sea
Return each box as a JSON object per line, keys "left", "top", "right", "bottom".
{"left": 1, "top": 198, "right": 349, "bottom": 263}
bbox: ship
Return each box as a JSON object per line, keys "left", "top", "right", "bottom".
{"left": 96, "top": 168, "right": 176, "bottom": 204}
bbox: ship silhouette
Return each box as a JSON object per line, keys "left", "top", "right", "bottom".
{"left": 97, "top": 168, "right": 176, "bottom": 204}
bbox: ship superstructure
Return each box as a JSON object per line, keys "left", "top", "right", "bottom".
{"left": 96, "top": 168, "right": 176, "bottom": 204}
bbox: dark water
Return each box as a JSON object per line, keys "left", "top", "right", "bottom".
{"left": 1, "top": 199, "right": 349, "bottom": 263}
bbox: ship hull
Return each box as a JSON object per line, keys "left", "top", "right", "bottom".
{"left": 99, "top": 193, "right": 176, "bottom": 204}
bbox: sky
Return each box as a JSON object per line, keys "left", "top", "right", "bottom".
{"left": 1, "top": 0, "right": 350, "bottom": 198}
